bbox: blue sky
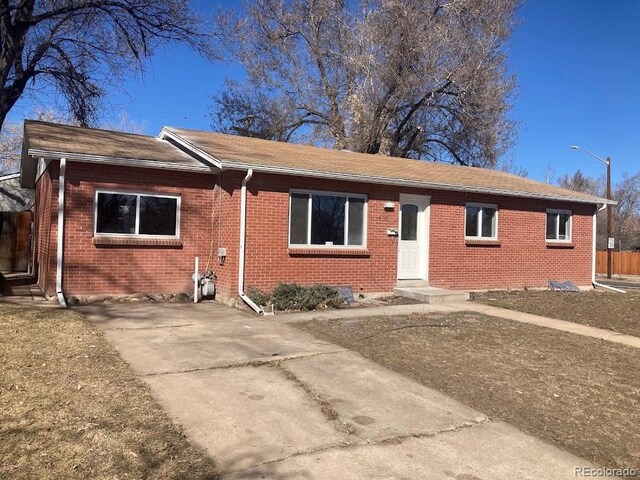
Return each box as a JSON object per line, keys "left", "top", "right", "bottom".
{"left": 8, "top": 0, "right": 639, "bottom": 183}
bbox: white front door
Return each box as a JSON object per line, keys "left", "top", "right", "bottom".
{"left": 397, "top": 194, "right": 429, "bottom": 280}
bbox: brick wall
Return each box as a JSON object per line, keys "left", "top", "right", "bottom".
{"left": 59, "top": 162, "right": 216, "bottom": 296}
{"left": 33, "top": 162, "right": 58, "bottom": 296}
{"left": 427, "top": 191, "right": 595, "bottom": 290}
{"left": 235, "top": 172, "right": 595, "bottom": 294}
{"left": 33, "top": 163, "right": 596, "bottom": 298}
{"left": 240, "top": 173, "right": 401, "bottom": 297}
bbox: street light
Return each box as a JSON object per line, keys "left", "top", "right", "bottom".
{"left": 570, "top": 145, "right": 612, "bottom": 278}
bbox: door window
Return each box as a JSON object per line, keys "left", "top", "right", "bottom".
{"left": 401, "top": 204, "right": 419, "bottom": 240}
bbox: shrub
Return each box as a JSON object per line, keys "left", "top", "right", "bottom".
{"left": 298, "top": 284, "right": 344, "bottom": 310}
{"left": 249, "top": 283, "right": 344, "bottom": 311}
{"left": 271, "top": 283, "right": 305, "bottom": 311}
{"left": 246, "top": 286, "right": 272, "bottom": 306}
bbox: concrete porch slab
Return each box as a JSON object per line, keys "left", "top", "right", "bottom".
{"left": 393, "top": 286, "right": 470, "bottom": 304}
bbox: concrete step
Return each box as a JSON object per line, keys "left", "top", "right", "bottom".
{"left": 393, "top": 286, "right": 469, "bottom": 304}
{"left": 395, "top": 279, "right": 429, "bottom": 288}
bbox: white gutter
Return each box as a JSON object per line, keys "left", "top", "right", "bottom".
{"left": 55, "top": 158, "right": 68, "bottom": 307}
{"left": 238, "top": 169, "right": 263, "bottom": 314}
{"left": 592, "top": 204, "right": 625, "bottom": 293}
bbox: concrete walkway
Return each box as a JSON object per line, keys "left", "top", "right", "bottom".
{"left": 282, "top": 301, "right": 640, "bottom": 349}
{"left": 453, "top": 302, "right": 640, "bottom": 349}
{"left": 80, "top": 302, "right": 610, "bottom": 479}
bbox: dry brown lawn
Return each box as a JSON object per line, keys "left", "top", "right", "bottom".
{"left": 472, "top": 289, "right": 640, "bottom": 337}
{"left": 0, "top": 303, "right": 219, "bottom": 480}
{"left": 293, "top": 312, "right": 640, "bottom": 476}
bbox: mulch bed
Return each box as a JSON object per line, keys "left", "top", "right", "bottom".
{"left": 293, "top": 312, "right": 640, "bottom": 476}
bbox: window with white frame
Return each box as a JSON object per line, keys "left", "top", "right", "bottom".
{"left": 546, "top": 209, "right": 571, "bottom": 241}
{"left": 95, "top": 191, "right": 180, "bottom": 237}
{"left": 289, "top": 191, "right": 366, "bottom": 247}
{"left": 465, "top": 203, "right": 498, "bottom": 239}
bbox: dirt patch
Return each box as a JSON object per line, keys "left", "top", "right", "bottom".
{"left": 0, "top": 303, "right": 219, "bottom": 479}
{"left": 472, "top": 289, "right": 640, "bottom": 337}
{"left": 293, "top": 312, "right": 640, "bottom": 475}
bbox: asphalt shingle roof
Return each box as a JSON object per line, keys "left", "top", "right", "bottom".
{"left": 22, "top": 120, "right": 609, "bottom": 205}
{"left": 166, "top": 127, "right": 609, "bottom": 205}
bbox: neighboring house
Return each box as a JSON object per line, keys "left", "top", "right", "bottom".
{"left": 0, "top": 172, "right": 34, "bottom": 211}
{"left": 20, "top": 120, "right": 611, "bottom": 307}
{"left": 0, "top": 172, "right": 34, "bottom": 273}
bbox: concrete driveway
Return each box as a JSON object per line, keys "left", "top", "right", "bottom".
{"left": 80, "top": 302, "right": 602, "bottom": 479}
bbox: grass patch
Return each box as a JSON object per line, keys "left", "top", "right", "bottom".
{"left": 472, "top": 289, "right": 640, "bottom": 337}
{"left": 293, "top": 312, "right": 640, "bottom": 475}
{"left": 0, "top": 303, "right": 219, "bottom": 479}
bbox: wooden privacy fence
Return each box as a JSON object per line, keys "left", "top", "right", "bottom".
{"left": 596, "top": 250, "right": 640, "bottom": 276}
{"left": 0, "top": 211, "right": 32, "bottom": 272}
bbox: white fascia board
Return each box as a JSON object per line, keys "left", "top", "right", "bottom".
{"left": 27, "top": 149, "right": 216, "bottom": 173}
{"left": 158, "top": 127, "right": 223, "bottom": 169}
{"left": 0, "top": 172, "right": 21, "bottom": 181}
{"left": 220, "top": 161, "right": 614, "bottom": 206}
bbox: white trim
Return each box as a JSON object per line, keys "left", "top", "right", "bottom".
{"left": 56, "top": 158, "right": 68, "bottom": 308}
{"left": 464, "top": 202, "right": 499, "bottom": 240}
{"left": 0, "top": 172, "right": 20, "bottom": 181}
{"left": 158, "top": 127, "right": 223, "bottom": 169}
{"left": 545, "top": 208, "right": 572, "bottom": 242}
{"left": 287, "top": 189, "right": 368, "bottom": 249}
{"left": 35, "top": 158, "right": 50, "bottom": 184}
{"left": 398, "top": 193, "right": 430, "bottom": 280}
{"left": 28, "top": 149, "right": 214, "bottom": 173}
{"left": 93, "top": 189, "right": 181, "bottom": 239}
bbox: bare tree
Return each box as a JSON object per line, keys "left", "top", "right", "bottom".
{"left": 558, "top": 170, "right": 602, "bottom": 195}
{"left": 0, "top": 0, "right": 215, "bottom": 133}
{"left": 612, "top": 173, "right": 640, "bottom": 250}
{"left": 558, "top": 170, "right": 640, "bottom": 250}
{"left": 211, "top": 0, "right": 519, "bottom": 167}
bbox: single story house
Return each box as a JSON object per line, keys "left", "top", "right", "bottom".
{"left": 20, "top": 120, "right": 611, "bottom": 309}
{"left": 1, "top": 172, "right": 35, "bottom": 211}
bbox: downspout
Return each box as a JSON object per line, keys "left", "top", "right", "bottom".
{"left": 238, "top": 169, "right": 263, "bottom": 314}
{"left": 592, "top": 204, "right": 625, "bottom": 293}
{"left": 56, "top": 158, "right": 68, "bottom": 307}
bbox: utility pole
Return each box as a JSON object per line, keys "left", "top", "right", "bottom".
{"left": 606, "top": 157, "right": 612, "bottom": 278}
{"left": 570, "top": 146, "right": 613, "bottom": 278}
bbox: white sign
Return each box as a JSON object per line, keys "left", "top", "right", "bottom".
{"left": 608, "top": 237, "right": 615, "bottom": 249}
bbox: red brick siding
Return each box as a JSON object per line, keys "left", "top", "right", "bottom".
{"left": 33, "top": 163, "right": 596, "bottom": 298}
{"left": 240, "top": 173, "right": 401, "bottom": 296}
{"left": 232, "top": 173, "right": 594, "bottom": 294}
{"left": 33, "top": 162, "right": 58, "bottom": 296}
{"left": 427, "top": 191, "right": 595, "bottom": 290}
{"left": 60, "top": 162, "right": 216, "bottom": 295}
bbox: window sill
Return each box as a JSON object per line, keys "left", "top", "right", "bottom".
{"left": 546, "top": 242, "right": 574, "bottom": 249}
{"left": 465, "top": 239, "right": 501, "bottom": 247}
{"left": 93, "top": 236, "right": 183, "bottom": 248}
{"left": 288, "top": 247, "right": 370, "bottom": 257}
